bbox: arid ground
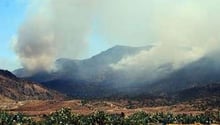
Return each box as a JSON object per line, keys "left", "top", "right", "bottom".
{"left": 1, "top": 99, "right": 217, "bottom": 116}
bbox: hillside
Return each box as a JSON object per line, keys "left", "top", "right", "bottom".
{"left": 14, "top": 45, "right": 152, "bottom": 98}
{"left": 147, "top": 55, "right": 220, "bottom": 93}
{"left": 0, "top": 69, "right": 64, "bottom": 101}
{"left": 174, "top": 83, "right": 220, "bottom": 101}
{"left": 13, "top": 45, "right": 220, "bottom": 99}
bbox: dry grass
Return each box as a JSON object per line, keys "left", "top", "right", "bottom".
{"left": 0, "top": 99, "right": 211, "bottom": 117}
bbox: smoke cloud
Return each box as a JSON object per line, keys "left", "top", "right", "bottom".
{"left": 96, "top": 0, "right": 220, "bottom": 48}
{"left": 14, "top": 0, "right": 220, "bottom": 78}
{"left": 14, "top": 0, "right": 96, "bottom": 72}
{"left": 106, "top": 0, "right": 220, "bottom": 81}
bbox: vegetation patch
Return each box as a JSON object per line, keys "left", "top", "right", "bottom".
{"left": 1, "top": 108, "right": 220, "bottom": 125}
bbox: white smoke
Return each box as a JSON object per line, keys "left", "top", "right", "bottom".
{"left": 107, "top": 0, "right": 220, "bottom": 81}
{"left": 14, "top": 0, "right": 220, "bottom": 78}
{"left": 14, "top": 0, "right": 96, "bottom": 72}
{"left": 111, "top": 44, "right": 205, "bottom": 82}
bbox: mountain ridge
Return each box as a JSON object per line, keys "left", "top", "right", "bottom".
{"left": 13, "top": 45, "right": 220, "bottom": 99}
{"left": 0, "top": 69, "right": 64, "bottom": 101}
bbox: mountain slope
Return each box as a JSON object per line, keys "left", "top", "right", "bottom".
{"left": 173, "top": 83, "right": 220, "bottom": 101}
{"left": 13, "top": 45, "right": 220, "bottom": 99}
{"left": 15, "top": 45, "right": 152, "bottom": 79}
{"left": 13, "top": 45, "right": 152, "bottom": 98}
{"left": 147, "top": 55, "right": 220, "bottom": 93}
{"left": 0, "top": 70, "right": 64, "bottom": 100}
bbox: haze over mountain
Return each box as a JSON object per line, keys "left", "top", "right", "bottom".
{"left": 6, "top": 0, "right": 219, "bottom": 74}
{"left": 1, "top": 0, "right": 220, "bottom": 101}
{"left": 14, "top": 45, "right": 152, "bottom": 97}
{"left": 14, "top": 45, "right": 220, "bottom": 98}
{"left": 147, "top": 54, "right": 220, "bottom": 93}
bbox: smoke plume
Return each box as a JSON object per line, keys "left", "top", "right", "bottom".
{"left": 14, "top": 0, "right": 96, "bottom": 72}
{"left": 106, "top": 0, "right": 220, "bottom": 81}
{"left": 14, "top": 0, "right": 220, "bottom": 78}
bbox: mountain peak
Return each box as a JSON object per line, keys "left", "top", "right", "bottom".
{"left": 111, "top": 45, "right": 152, "bottom": 49}
{"left": 112, "top": 45, "right": 131, "bottom": 48}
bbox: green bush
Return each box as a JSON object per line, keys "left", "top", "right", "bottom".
{"left": 0, "top": 111, "right": 33, "bottom": 125}
{"left": 42, "top": 108, "right": 80, "bottom": 125}
{"left": 0, "top": 108, "right": 219, "bottom": 125}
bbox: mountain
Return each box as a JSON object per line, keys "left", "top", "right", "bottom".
{"left": 14, "top": 45, "right": 152, "bottom": 98}
{"left": 169, "top": 83, "right": 220, "bottom": 109}
{"left": 15, "top": 45, "right": 152, "bottom": 81}
{"left": 13, "top": 45, "right": 220, "bottom": 99}
{"left": 173, "top": 83, "right": 220, "bottom": 101}
{"left": 0, "top": 69, "right": 64, "bottom": 100}
{"left": 147, "top": 55, "right": 220, "bottom": 93}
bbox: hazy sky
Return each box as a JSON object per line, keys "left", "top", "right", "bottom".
{"left": 1, "top": 0, "right": 220, "bottom": 72}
